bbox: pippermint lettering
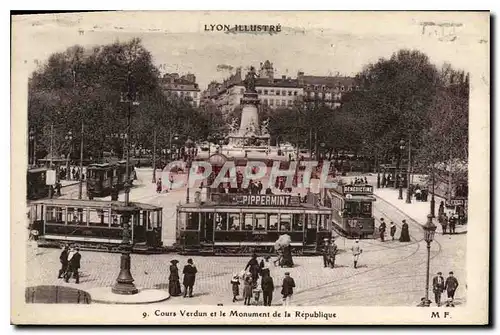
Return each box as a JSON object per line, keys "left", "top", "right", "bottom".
{"left": 204, "top": 24, "right": 282, "bottom": 33}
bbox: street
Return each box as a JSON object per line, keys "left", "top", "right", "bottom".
{"left": 27, "top": 169, "right": 466, "bottom": 306}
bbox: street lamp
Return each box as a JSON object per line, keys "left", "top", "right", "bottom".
{"left": 29, "top": 128, "right": 36, "bottom": 167}
{"left": 112, "top": 69, "right": 140, "bottom": 296}
{"left": 430, "top": 167, "right": 436, "bottom": 218}
{"left": 65, "top": 131, "right": 73, "bottom": 180}
{"left": 398, "top": 139, "right": 405, "bottom": 200}
{"left": 422, "top": 214, "right": 437, "bottom": 307}
{"left": 405, "top": 137, "right": 412, "bottom": 204}
{"left": 185, "top": 138, "right": 194, "bottom": 203}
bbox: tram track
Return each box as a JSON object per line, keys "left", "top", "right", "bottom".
{"left": 292, "top": 195, "right": 443, "bottom": 305}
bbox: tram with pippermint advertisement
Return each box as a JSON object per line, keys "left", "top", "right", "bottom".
{"left": 175, "top": 192, "right": 334, "bottom": 255}
{"left": 28, "top": 199, "right": 164, "bottom": 253}
{"left": 325, "top": 183, "right": 376, "bottom": 239}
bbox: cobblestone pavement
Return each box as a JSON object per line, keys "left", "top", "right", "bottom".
{"left": 26, "top": 170, "right": 466, "bottom": 306}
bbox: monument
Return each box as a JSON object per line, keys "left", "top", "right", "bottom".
{"left": 227, "top": 67, "right": 271, "bottom": 149}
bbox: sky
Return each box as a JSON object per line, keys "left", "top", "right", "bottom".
{"left": 12, "top": 11, "right": 489, "bottom": 90}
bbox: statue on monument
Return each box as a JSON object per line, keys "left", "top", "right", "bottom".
{"left": 261, "top": 118, "right": 270, "bottom": 135}
{"left": 244, "top": 66, "right": 258, "bottom": 93}
{"left": 229, "top": 118, "right": 239, "bottom": 134}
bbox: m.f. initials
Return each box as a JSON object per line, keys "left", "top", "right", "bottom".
{"left": 431, "top": 312, "right": 451, "bottom": 318}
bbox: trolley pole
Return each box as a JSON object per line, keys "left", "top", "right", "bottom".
{"left": 78, "top": 121, "right": 84, "bottom": 199}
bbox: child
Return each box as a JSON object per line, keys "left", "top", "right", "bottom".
{"left": 243, "top": 275, "right": 253, "bottom": 306}
{"left": 230, "top": 274, "right": 240, "bottom": 302}
{"left": 253, "top": 283, "right": 262, "bottom": 305}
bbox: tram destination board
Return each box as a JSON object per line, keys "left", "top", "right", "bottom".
{"left": 342, "top": 185, "right": 373, "bottom": 195}
{"left": 212, "top": 193, "right": 301, "bottom": 207}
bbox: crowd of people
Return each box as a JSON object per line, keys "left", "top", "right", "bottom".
{"left": 378, "top": 218, "right": 411, "bottom": 242}
{"left": 417, "top": 271, "right": 460, "bottom": 307}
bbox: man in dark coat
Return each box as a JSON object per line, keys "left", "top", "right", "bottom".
{"left": 390, "top": 222, "right": 397, "bottom": 241}
{"left": 322, "top": 238, "right": 330, "bottom": 268}
{"left": 58, "top": 245, "right": 69, "bottom": 278}
{"left": 261, "top": 269, "right": 274, "bottom": 306}
{"left": 281, "top": 272, "right": 295, "bottom": 306}
{"left": 64, "top": 247, "right": 81, "bottom": 284}
{"left": 445, "top": 271, "right": 459, "bottom": 302}
{"left": 182, "top": 258, "right": 198, "bottom": 298}
{"left": 379, "top": 218, "right": 386, "bottom": 242}
{"left": 432, "top": 271, "right": 445, "bottom": 306}
{"left": 245, "top": 254, "right": 261, "bottom": 284}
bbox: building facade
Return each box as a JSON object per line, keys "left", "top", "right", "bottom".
{"left": 160, "top": 73, "right": 201, "bottom": 107}
{"left": 202, "top": 60, "right": 357, "bottom": 115}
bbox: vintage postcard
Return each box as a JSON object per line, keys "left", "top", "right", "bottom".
{"left": 11, "top": 11, "right": 489, "bottom": 325}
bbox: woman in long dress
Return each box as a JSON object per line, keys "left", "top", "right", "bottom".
{"left": 168, "top": 260, "right": 182, "bottom": 296}
{"left": 399, "top": 220, "right": 411, "bottom": 242}
{"left": 243, "top": 275, "right": 253, "bottom": 305}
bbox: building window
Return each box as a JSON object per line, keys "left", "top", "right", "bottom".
{"left": 282, "top": 100, "right": 286, "bottom": 105}
{"left": 309, "top": 91, "right": 314, "bottom": 98}
{"left": 314, "top": 85, "right": 319, "bottom": 91}
{"left": 264, "top": 90, "right": 268, "bottom": 95}
{"left": 322, "top": 85, "right": 326, "bottom": 91}
{"left": 287, "top": 100, "right": 293, "bottom": 106}
{"left": 270, "top": 89, "right": 274, "bottom": 94}
{"left": 193, "top": 92, "right": 198, "bottom": 98}
{"left": 348, "top": 86, "right": 353, "bottom": 91}
{"left": 341, "top": 86, "right": 345, "bottom": 91}
{"left": 258, "top": 90, "right": 263, "bottom": 94}
{"left": 356, "top": 86, "right": 360, "bottom": 90}
{"left": 288, "top": 91, "right": 292, "bottom": 96}
{"left": 269, "top": 99, "right": 274, "bottom": 105}
{"left": 276, "top": 90, "right": 280, "bottom": 96}
{"left": 276, "top": 100, "right": 280, "bottom": 106}
{"left": 192, "top": 101, "right": 197, "bottom": 107}
{"left": 263, "top": 99, "right": 268, "bottom": 105}
{"left": 180, "top": 91, "right": 185, "bottom": 97}
{"left": 319, "top": 93, "right": 324, "bottom": 99}
{"left": 294, "top": 91, "right": 298, "bottom": 96}
{"left": 282, "top": 90, "right": 286, "bottom": 96}
{"left": 326, "top": 93, "right": 332, "bottom": 100}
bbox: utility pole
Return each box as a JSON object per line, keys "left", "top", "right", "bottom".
{"left": 406, "top": 136, "right": 412, "bottom": 204}
{"left": 78, "top": 121, "right": 84, "bottom": 199}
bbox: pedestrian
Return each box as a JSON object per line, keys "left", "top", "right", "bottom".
{"left": 329, "top": 238, "right": 338, "bottom": 268}
{"left": 230, "top": 274, "right": 240, "bottom": 302}
{"left": 257, "top": 181, "right": 263, "bottom": 194}
{"left": 169, "top": 175, "right": 174, "bottom": 190}
{"left": 438, "top": 201, "right": 445, "bottom": 217}
{"left": 64, "top": 246, "right": 81, "bottom": 284}
{"left": 245, "top": 253, "right": 261, "bottom": 285}
{"left": 445, "top": 271, "right": 459, "bottom": 303}
{"left": 265, "top": 187, "right": 272, "bottom": 195}
{"left": 168, "top": 260, "right": 182, "bottom": 297}
{"left": 440, "top": 214, "right": 448, "bottom": 235}
{"left": 58, "top": 244, "right": 69, "bottom": 279}
{"left": 322, "top": 238, "right": 330, "bottom": 268}
{"left": 261, "top": 269, "right": 274, "bottom": 306}
{"left": 399, "top": 220, "right": 411, "bottom": 242}
{"left": 182, "top": 258, "right": 197, "bottom": 298}
{"left": 243, "top": 274, "right": 253, "bottom": 305}
{"left": 351, "top": 240, "right": 363, "bottom": 269}
{"left": 379, "top": 218, "right": 386, "bottom": 242}
{"left": 432, "top": 271, "right": 445, "bottom": 306}
{"left": 449, "top": 214, "right": 457, "bottom": 234}
{"left": 390, "top": 222, "right": 396, "bottom": 241}
{"left": 381, "top": 174, "right": 386, "bottom": 188}
{"left": 281, "top": 272, "right": 295, "bottom": 306}
{"left": 156, "top": 178, "right": 162, "bottom": 194}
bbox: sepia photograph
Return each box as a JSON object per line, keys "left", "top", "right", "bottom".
{"left": 11, "top": 10, "right": 489, "bottom": 325}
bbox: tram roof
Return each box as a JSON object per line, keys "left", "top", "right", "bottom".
{"left": 29, "top": 198, "right": 161, "bottom": 210}
{"left": 28, "top": 167, "right": 48, "bottom": 173}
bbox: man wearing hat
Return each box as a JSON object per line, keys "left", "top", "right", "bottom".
{"left": 58, "top": 244, "right": 69, "bottom": 279}
{"left": 281, "top": 272, "right": 295, "bottom": 306}
{"left": 351, "top": 240, "right": 362, "bottom": 269}
{"left": 379, "top": 218, "right": 386, "bottom": 242}
{"left": 182, "top": 258, "right": 198, "bottom": 298}
{"left": 432, "top": 271, "right": 445, "bottom": 306}
{"left": 390, "top": 222, "right": 397, "bottom": 241}
{"left": 322, "top": 238, "right": 331, "bottom": 268}
{"left": 328, "top": 238, "right": 338, "bottom": 268}
{"left": 445, "top": 271, "right": 459, "bottom": 303}
{"left": 64, "top": 246, "right": 81, "bottom": 284}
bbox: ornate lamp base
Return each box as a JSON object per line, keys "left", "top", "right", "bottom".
{"left": 112, "top": 250, "right": 138, "bottom": 295}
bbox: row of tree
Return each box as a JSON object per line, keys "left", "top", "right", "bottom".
{"left": 28, "top": 38, "right": 225, "bottom": 162}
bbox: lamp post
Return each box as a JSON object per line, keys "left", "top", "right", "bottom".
{"left": 398, "top": 139, "right": 405, "bottom": 200}
{"left": 29, "top": 128, "right": 36, "bottom": 167}
{"left": 430, "top": 167, "right": 436, "bottom": 218}
{"left": 112, "top": 69, "right": 140, "bottom": 296}
{"left": 423, "top": 214, "right": 437, "bottom": 307}
{"left": 185, "top": 138, "right": 194, "bottom": 203}
{"left": 405, "top": 137, "right": 412, "bottom": 204}
{"left": 152, "top": 129, "right": 157, "bottom": 183}
{"left": 376, "top": 150, "right": 381, "bottom": 188}
{"left": 65, "top": 131, "right": 73, "bottom": 180}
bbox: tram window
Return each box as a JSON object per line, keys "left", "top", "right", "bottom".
{"left": 361, "top": 202, "right": 372, "bottom": 218}
{"left": 307, "top": 214, "right": 317, "bottom": 229}
{"left": 255, "top": 214, "right": 266, "bottom": 230}
{"left": 345, "top": 202, "right": 361, "bottom": 217}
{"left": 46, "top": 206, "right": 65, "bottom": 224}
{"left": 292, "top": 214, "right": 304, "bottom": 231}
{"left": 242, "top": 213, "right": 253, "bottom": 231}
{"left": 268, "top": 214, "right": 278, "bottom": 230}
{"left": 279, "top": 214, "right": 291, "bottom": 232}
{"left": 157, "top": 210, "right": 162, "bottom": 228}
{"left": 318, "top": 215, "right": 330, "bottom": 231}
{"left": 228, "top": 213, "right": 241, "bottom": 231}
{"left": 186, "top": 213, "right": 199, "bottom": 230}
{"left": 66, "top": 208, "right": 84, "bottom": 225}
{"left": 215, "top": 213, "right": 228, "bottom": 231}
{"left": 111, "top": 214, "right": 120, "bottom": 227}
{"left": 89, "top": 209, "right": 108, "bottom": 226}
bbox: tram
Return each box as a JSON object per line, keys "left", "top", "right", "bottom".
{"left": 176, "top": 193, "right": 333, "bottom": 255}
{"left": 325, "top": 184, "right": 376, "bottom": 239}
{"left": 28, "top": 199, "right": 164, "bottom": 253}
{"left": 86, "top": 161, "right": 136, "bottom": 199}
{"left": 27, "top": 167, "right": 50, "bottom": 200}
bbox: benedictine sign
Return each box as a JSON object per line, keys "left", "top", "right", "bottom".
{"left": 342, "top": 185, "right": 373, "bottom": 195}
